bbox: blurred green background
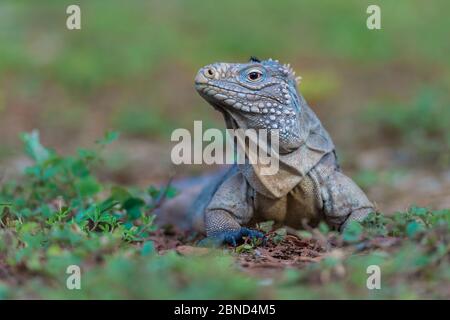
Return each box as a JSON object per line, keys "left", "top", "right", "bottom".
{"left": 0, "top": 0, "right": 449, "bottom": 211}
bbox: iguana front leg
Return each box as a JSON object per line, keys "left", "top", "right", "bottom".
{"left": 203, "top": 209, "right": 264, "bottom": 246}
{"left": 200, "top": 172, "right": 264, "bottom": 246}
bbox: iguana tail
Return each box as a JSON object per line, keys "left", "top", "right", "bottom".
{"left": 154, "top": 165, "right": 236, "bottom": 233}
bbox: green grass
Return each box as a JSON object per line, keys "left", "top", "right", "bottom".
{"left": 0, "top": 132, "right": 449, "bottom": 299}
{"left": 363, "top": 88, "right": 450, "bottom": 167}
{"left": 111, "top": 105, "right": 178, "bottom": 138}
{"left": 1, "top": 0, "right": 449, "bottom": 140}
{"left": 2, "top": 0, "right": 449, "bottom": 88}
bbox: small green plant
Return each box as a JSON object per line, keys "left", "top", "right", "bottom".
{"left": 0, "top": 130, "right": 261, "bottom": 300}
{"left": 0, "top": 131, "right": 449, "bottom": 299}
{"left": 0, "top": 131, "right": 160, "bottom": 282}
{"left": 277, "top": 207, "right": 450, "bottom": 299}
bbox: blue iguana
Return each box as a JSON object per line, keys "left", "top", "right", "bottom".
{"left": 160, "top": 58, "right": 374, "bottom": 246}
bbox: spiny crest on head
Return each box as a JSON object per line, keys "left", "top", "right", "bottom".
{"left": 282, "top": 62, "right": 302, "bottom": 85}
{"left": 265, "top": 58, "right": 302, "bottom": 85}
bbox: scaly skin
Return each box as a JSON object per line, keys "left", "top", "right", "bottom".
{"left": 192, "top": 58, "right": 374, "bottom": 246}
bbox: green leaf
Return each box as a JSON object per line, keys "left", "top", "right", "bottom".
{"left": 272, "top": 228, "right": 287, "bottom": 244}
{"left": 257, "top": 220, "right": 274, "bottom": 233}
{"left": 147, "top": 185, "right": 160, "bottom": 199}
{"left": 297, "top": 230, "right": 313, "bottom": 240}
{"left": 0, "top": 284, "right": 10, "bottom": 300}
{"left": 77, "top": 148, "right": 97, "bottom": 160}
{"left": 75, "top": 176, "right": 102, "bottom": 198}
{"left": 123, "top": 197, "right": 145, "bottom": 220}
{"left": 410, "top": 206, "right": 428, "bottom": 217}
{"left": 21, "top": 130, "right": 51, "bottom": 163}
{"left": 342, "top": 221, "right": 363, "bottom": 243}
{"left": 141, "top": 241, "right": 155, "bottom": 256}
{"left": 148, "top": 185, "right": 178, "bottom": 200}
{"left": 98, "top": 198, "right": 119, "bottom": 213}
{"left": 71, "top": 159, "right": 90, "bottom": 177}
{"left": 236, "top": 243, "right": 253, "bottom": 254}
{"left": 165, "top": 186, "right": 178, "bottom": 199}
{"left": 96, "top": 131, "right": 120, "bottom": 146}
{"left": 318, "top": 222, "right": 330, "bottom": 234}
{"left": 110, "top": 186, "right": 132, "bottom": 203}
{"left": 406, "top": 221, "right": 424, "bottom": 238}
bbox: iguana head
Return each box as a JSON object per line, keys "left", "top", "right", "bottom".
{"left": 195, "top": 58, "right": 305, "bottom": 152}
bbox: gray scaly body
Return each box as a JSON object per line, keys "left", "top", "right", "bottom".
{"left": 189, "top": 58, "right": 374, "bottom": 245}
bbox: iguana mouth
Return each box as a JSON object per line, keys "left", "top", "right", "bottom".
{"left": 195, "top": 83, "right": 282, "bottom": 114}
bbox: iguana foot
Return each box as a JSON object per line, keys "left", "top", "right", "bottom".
{"left": 199, "top": 227, "right": 265, "bottom": 247}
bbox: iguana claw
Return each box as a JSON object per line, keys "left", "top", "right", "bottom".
{"left": 199, "top": 227, "right": 265, "bottom": 247}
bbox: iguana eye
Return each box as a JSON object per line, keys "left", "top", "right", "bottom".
{"left": 204, "top": 67, "right": 216, "bottom": 79}
{"left": 247, "top": 69, "right": 263, "bottom": 82}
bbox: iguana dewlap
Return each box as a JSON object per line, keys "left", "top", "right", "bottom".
{"left": 189, "top": 58, "right": 374, "bottom": 245}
